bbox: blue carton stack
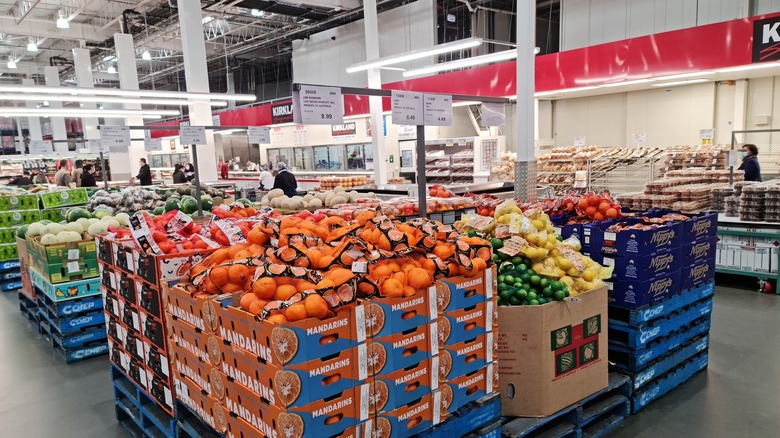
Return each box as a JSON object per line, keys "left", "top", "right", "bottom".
{"left": 580, "top": 211, "right": 717, "bottom": 413}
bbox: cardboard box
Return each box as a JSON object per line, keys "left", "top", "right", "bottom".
{"left": 363, "top": 289, "right": 436, "bottom": 339}
{"left": 497, "top": 286, "right": 608, "bottom": 417}
{"left": 438, "top": 333, "right": 494, "bottom": 382}
{"left": 680, "top": 259, "right": 716, "bottom": 291}
{"left": 437, "top": 301, "right": 493, "bottom": 347}
{"left": 0, "top": 227, "right": 16, "bottom": 244}
{"left": 112, "top": 240, "right": 135, "bottom": 274}
{"left": 0, "top": 194, "right": 39, "bottom": 211}
{"left": 0, "top": 242, "right": 17, "bottom": 261}
{"left": 377, "top": 393, "right": 441, "bottom": 438}
{"left": 442, "top": 365, "right": 495, "bottom": 413}
{"left": 98, "top": 263, "right": 117, "bottom": 292}
{"left": 606, "top": 270, "right": 681, "bottom": 309}
{"left": 119, "top": 299, "right": 140, "bottom": 333}
{"left": 134, "top": 247, "right": 214, "bottom": 287}
{"left": 681, "top": 211, "right": 718, "bottom": 242}
{"left": 169, "top": 317, "right": 213, "bottom": 364}
{"left": 146, "top": 371, "right": 175, "bottom": 414}
{"left": 369, "top": 323, "right": 436, "bottom": 376}
{"left": 116, "top": 272, "right": 137, "bottom": 303}
{"left": 126, "top": 356, "right": 149, "bottom": 391}
{"left": 682, "top": 236, "right": 717, "bottom": 266}
{"left": 144, "top": 340, "right": 171, "bottom": 382}
{"left": 96, "top": 236, "right": 114, "bottom": 265}
{"left": 30, "top": 268, "right": 101, "bottom": 301}
{"left": 118, "top": 322, "right": 145, "bottom": 361}
{"left": 583, "top": 220, "right": 682, "bottom": 256}
{"left": 372, "top": 359, "right": 437, "bottom": 414}
{"left": 600, "top": 246, "right": 682, "bottom": 281}
{"left": 103, "top": 292, "right": 121, "bottom": 320}
{"left": 141, "top": 309, "right": 168, "bottom": 351}
{"left": 433, "top": 266, "right": 494, "bottom": 314}
{"left": 0, "top": 209, "right": 40, "bottom": 227}
{"left": 175, "top": 375, "right": 228, "bottom": 434}
{"left": 173, "top": 343, "right": 224, "bottom": 400}
{"left": 38, "top": 188, "right": 89, "bottom": 208}
{"left": 136, "top": 278, "right": 163, "bottom": 319}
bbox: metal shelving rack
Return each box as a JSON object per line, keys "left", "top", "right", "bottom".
{"left": 587, "top": 154, "right": 664, "bottom": 194}
{"left": 424, "top": 139, "right": 476, "bottom": 184}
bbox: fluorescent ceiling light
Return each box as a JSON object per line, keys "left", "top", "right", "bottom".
{"left": 601, "top": 79, "right": 655, "bottom": 88}
{"left": 103, "top": 55, "right": 115, "bottom": 62}
{"left": 403, "top": 49, "right": 516, "bottom": 78}
{"left": 251, "top": 9, "right": 265, "bottom": 17}
{"left": 347, "top": 37, "right": 483, "bottom": 73}
{"left": 651, "top": 79, "right": 710, "bottom": 87}
{"left": 0, "top": 108, "right": 178, "bottom": 119}
{"left": 6, "top": 59, "right": 16, "bottom": 69}
{"left": 27, "top": 40, "right": 38, "bottom": 52}
{"left": 106, "top": 65, "right": 117, "bottom": 74}
{"left": 142, "top": 50, "right": 152, "bottom": 61}
{"left": 202, "top": 16, "right": 214, "bottom": 24}
{"left": 0, "top": 85, "right": 256, "bottom": 102}
{"left": 653, "top": 71, "right": 714, "bottom": 81}
{"left": 0, "top": 93, "right": 228, "bottom": 107}
{"left": 56, "top": 11, "right": 69, "bottom": 29}
{"left": 715, "top": 62, "right": 780, "bottom": 73}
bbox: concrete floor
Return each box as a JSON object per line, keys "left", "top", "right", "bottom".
{"left": 0, "top": 281, "right": 776, "bottom": 438}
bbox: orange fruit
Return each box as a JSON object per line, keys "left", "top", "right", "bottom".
{"left": 391, "top": 271, "right": 408, "bottom": 287}
{"left": 228, "top": 244, "right": 247, "bottom": 258}
{"left": 318, "top": 255, "right": 335, "bottom": 269}
{"left": 239, "top": 292, "right": 256, "bottom": 311}
{"left": 211, "top": 248, "right": 231, "bottom": 265}
{"left": 433, "top": 244, "right": 454, "bottom": 260}
{"left": 284, "top": 303, "right": 309, "bottom": 321}
{"left": 379, "top": 278, "right": 404, "bottom": 298}
{"left": 408, "top": 268, "right": 433, "bottom": 289}
{"left": 247, "top": 227, "right": 269, "bottom": 245}
{"left": 294, "top": 280, "right": 318, "bottom": 292}
{"left": 190, "top": 264, "right": 207, "bottom": 278}
{"left": 371, "top": 265, "right": 392, "bottom": 280}
{"left": 234, "top": 250, "right": 252, "bottom": 260}
{"left": 248, "top": 298, "right": 268, "bottom": 315}
{"left": 471, "top": 258, "right": 487, "bottom": 271}
{"left": 316, "top": 279, "right": 335, "bottom": 290}
{"left": 403, "top": 286, "right": 417, "bottom": 298}
{"left": 221, "top": 282, "right": 243, "bottom": 293}
{"left": 275, "top": 276, "right": 292, "bottom": 286}
{"left": 253, "top": 277, "right": 277, "bottom": 300}
{"left": 304, "top": 294, "right": 330, "bottom": 319}
{"left": 209, "top": 266, "right": 230, "bottom": 287}
{"left": 228, "top": 264, "right": 250, "bottom": 284}
{"left": 386, "top": 261, "right": 401, "bottom": 273}
{"left": 266, "top": 313, "right": 289, "bottom": 324}
{"left": 275, "top": 284, "right": 298, "bottom": 300}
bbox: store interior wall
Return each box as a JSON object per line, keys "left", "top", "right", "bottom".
{"left": 560, "top": 0, "right": 753, "bottom": 51}
{"left": 291, "top": 1, "right": 436, "bottom": 87}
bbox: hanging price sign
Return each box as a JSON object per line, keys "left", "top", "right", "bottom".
{"left": 391, "top": 90, "right": 424, "bottom": 125}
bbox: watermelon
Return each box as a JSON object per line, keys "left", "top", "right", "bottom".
{"left": 201, "top": 195, "right": 214, "bottom": 211}
{"left": 66, "top": 207, "right": 91, "bottom": 222}
{"left": 164, "top": 199, "right": 181, "bottom": 213}
{"left": 152, "top": 207, "right": 164, "bottom": 215}
{"left": 15, "top": 225, "right": 28, "bottom": 238}
{"left": 181, "top": 196, "right": 198, "bottom": 214}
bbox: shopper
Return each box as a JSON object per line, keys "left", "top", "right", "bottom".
{"left": 131, "top": 158, "right": 153, "bottom": 186}
{"left": 259, "top": 165, "right": 275, "bottom": 190}
{"left": 71, "top": 160, "right": 84, "bottom": 187}
{"left": 31, "top": 168, "right": 48, "bottom": 184}
{"left": 81, "top": 163, "right": 97, "bottom": 187}
{"left": 739, "top": 144, "right": 762, "bottom": 182}
{"left": 54, "top": 159, "right": 72, "bottom": 186}
{"left": 172, "top": 164, "right": 187, "bottom": 184}
{"left": 9, "top": 172, "right": 32, "bottom": 186}
{"left": 272, "top": 162, "right": 297, "bottom": 197}
{"left": 184, "top": 163, "right": 195, "bottom": 182}
{"left": 219, "top": 159, "right": 229, "bottom": 179}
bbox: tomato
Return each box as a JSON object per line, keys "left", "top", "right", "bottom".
{"left": 598, "top": 201, "right": 611, "bottom": 214}
{"left": 577, "top": 199, "right": 589, "bottom": 212}
{"left": 593, "top": 212, "right": 606, "bottom": 221}
{"left": 606, "top": 208, "right": 619, "bottom": 218}
{"left": 585, "top": 206, "right": 597, "bottom": 217}
{"left": 588, "top": 194, "right": 602, "bottom": 206}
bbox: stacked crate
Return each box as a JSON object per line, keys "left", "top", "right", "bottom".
{"left": 39, "top": 187, "right": 90, "bottom": 223}
{"left": 581, "top": 211, "right": 716, "bottom": 413}
{"left": 0, "top": 193, "right": 40, "bottom": 266}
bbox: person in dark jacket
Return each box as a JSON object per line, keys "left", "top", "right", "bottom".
{"left": 172, "top": 164, "right": 187, "bottom": 184}
{"left": 131, "top": 158, "right": 153, "bottom": 186}
{"left": 272, "top": 162, "right": 298, "bottom": 197}
{"left": 184, "top": 163, "right": 195, "bottom": 182}
{"left": 738, "top": 144, "right": 762, "bottom": 182}
{"left": 81, "top": 163, "right": 97, "bottom": 187}
{"left": 9, "top": 172, "right": 32, "bottom": 185}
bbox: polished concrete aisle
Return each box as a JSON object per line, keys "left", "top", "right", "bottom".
{"left": 0, "top": 284, "right": 777, "bottom": 438}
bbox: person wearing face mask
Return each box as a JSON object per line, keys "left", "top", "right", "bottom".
{"left": 738, "top": 144, "right": 762, "bottom": 182}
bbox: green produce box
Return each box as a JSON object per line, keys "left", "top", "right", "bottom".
{"left": 27, "top": 235, "right": 97, "bottom": 264}
{"left": 40, "top": 208, "right": 68, "bottom": 223}
{"left": 0, "top": 210, "right": 40, "bottom": 228}
{"left": 0, "top": 243, "right": 18, "bottom": 261}
{"left": 31, "top": 256, "right": 99, "bottom": 284}
{"left": 30, "top": 268, "right": 101, "bottom": 301}
{"left": 0, "top": 228, "right": 16, "bottom": 244}
{"left": 0, "top": 194, "right": 40, "bottom": 211}
{"left": 39, "top": 189, "right": 89, "bottom": 209}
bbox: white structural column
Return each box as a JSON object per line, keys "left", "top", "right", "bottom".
{"left": 72, "top": 48, "right": 100, "bottom": 143}
{"left": 514, "top": 1, "right": 536, "bottom": 201}
{"left": 362, "top": 0, "right": 388, "bottom": 184}
{"left": 733, "top": 79, "right": 748, "bottom": 145}
{"left": 21, "top": 79, "right": 43, "bottom": 142}
{"left": 115, "top": 33, "right": 146, "bottom": 181}
{"left": 178, "top": 0, "right": 218, "bottom": 182}
{"left": 44, "top": 67, "right": 68, "bottom": 150}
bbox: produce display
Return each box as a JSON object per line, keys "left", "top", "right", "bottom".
{"left": 259, "top": 187, "right": 376, "bottom": 209}
{"left": 616, "top": 169, "right": 744, "bottom": 212}
{"left": 663, "top": 144, "right": 730, "bottom": 171}
{"left": 316, "top": 175, "right": 369, "bottom": 190}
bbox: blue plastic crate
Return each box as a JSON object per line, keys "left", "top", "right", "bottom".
{"left": 608, "top": 298, "right": 713, "bottom": 350}
{"left": 1, "top": 269, "right": 21, "bottom": 280}
{"left": 38, "top": 292, "right": 103, "bottom": 317}
{"left": 52, "top": 325, "right": 108, "bottom": 349}
{"left": 51, "top": 337, "right": 108, "bottom": 363}
{"left": 608, "top": 281, "right": 714, "bottom": 328}
{"left": 632, "top": 351, "right": 709, "bottom": 413}
{"left": 418, "top": 393, "right": 501, "bottom": 437}
{"left": 42, "top": 307, "right": 106, "bottom": 335}
{"left": 608, "top": 318, "right": 711, "bottom": 371}
{"left": 613, "top": 335, "right": 709, "bottom": 390}
{"left": 1, "top": 279, "right": 22, "bottom": 291}
{"left": 0, "top": 260, "right": 20, "bottom": 271}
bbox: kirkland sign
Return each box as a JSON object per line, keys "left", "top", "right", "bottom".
{"left": 753, "top": 16, "right": 780, "bottom": 62}
{"left": 271, "top": 101, "right": 294, "bottom": 124}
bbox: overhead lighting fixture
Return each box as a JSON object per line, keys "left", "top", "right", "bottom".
{"left": 601, "top": 79, "right": 656, "bottom": 88}
{"left": 106, "top": 64, "right": 117, "bottom": 74}
{"left": 402, "top": 49, "right": 516, "bottom": 78}
{"left": 141, "top": 50, "right": 152, "bottom": 61}
{"left": 714, "top": 62, "right": 780, "bottom": 73}
{"left": 0, "top": 107, "right": 179, "bottom": 119}
{"left": 0, "top": 85, "right": 255, "bottom": 102}
{"left": 0, "top": 93, "right": 228, "bottom": 107}
{"left": 347, "top": 37, "right": 483, "bottom": 73}
{"left": 250, "top": 9, "right": 265, "bottom": 17}
{"left": 7, "top": 58, "right": 17, "bottom": 69}
{"left": 651, "top": 79, "right": 711, "bottom": 87}
{"left": 202, "top": 16, "right": 214, "bottom": 24}
{"left": 102, "top": 55, "right": 115, "bottom": 62}
{"left": 56, "top": 11, "right": 69, "bottom": 29}
{"left": 653, "top": 71, "right": 714, "bottom": 81}
{"left": 26, "top": 39, "right": 38, "bottom": 52}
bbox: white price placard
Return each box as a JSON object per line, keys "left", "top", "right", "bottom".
{"left": 248, "top": 126, "right": 270, "bottom": 144}
{"left": 574, "top": 136, "right": 586, "bottom": 147}
{"left": 293, "top": 85, "right": 344, "bottom": 125}
{"left": 28, "top": 140, "right": 53, "bottom": 155}
{"left": 180, "top": 126, "right": 207, "bottom": 145}
{"left": 481, "top": 102, "right": 506, "bottom": 126}
{"left": 144, "top": 138, "right": 163, "bottom": 152}
{"left": 99, "top": 125, "right": 131, "bottom": 148}
{"left": 391, "top": 90, "right": 424, "bottom": 125}
{"left": 88, "top": 140, "right": 109, "bottom": 154}
{"left": 632, "top": 133, "right": 646, "bottom": 147}
{"left": 423, "top": 94, "right": 453, "bottom": 126}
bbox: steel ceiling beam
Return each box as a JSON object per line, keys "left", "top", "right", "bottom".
{"left": 12, "top": 0, "right": 42, "bottom": 24}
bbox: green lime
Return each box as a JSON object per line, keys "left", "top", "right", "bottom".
{"left": 540, "top": 278, "right": 549, "bottom": 288}
{"left": 542, "top": 286, "right": 553, "bottom": 297}
{"left": 529, "top": 299, "right": 540, "bottom": 305}
{"left": 522, "top": 283, "right": 531, "bottom": 292}
{"left": 499, "top": 252, "right": 510, "bottom": 261}
{"left": 564, "top": 289, "right": 570, "bottom": 297}
{"left": 493, "top": 254, "right": 501, "bottom": 264}
{"left": 557, "top": 235, "right": 563, "bottom": 241}
{"left": 511, "top": 256, "right": 524, "bottom": 266}
{"left": 499, "top": 290, "right": 511, "bottom": 302}
{"left": 553, "top": 290, "right": 566, "bottom": 301}
{"left": 518, "top": 263, "right": 528, "bottom": 271}
{"left": 498, "top": 283, "right": 508, "bottom": 293}
{"left": 521, "top": 273, "right": 531, "bottom": 283}
{"left": 499, "top": 262, "right": 513, "bottom": 273}
{"left": 509, "top": 295, "right": 521, "bottom": 305}
{"left": 504, "top": 275, "right": 515, "bottom": 284}
{"left": 514, "top": 279, "right": 524, "bottom": 288}
{"left": 530, "top": 275, "right": 541, "bottom": 286}
{"left": 491, "top": 238, "right": 504, "bottom": 249}
{"left": 516, "top": 290, "right": 528, "bottom": 300}
{"left": 467, "top": 230, "right": 477, "bottom": 237}
{"left": 527, "top": 291, "right": 538, "bottom": 301}
{"left": 497, "top": 275, "right": 506, "bottom": 284}
{"left": 538, "top": 297, "right": 548, "bottom": 304}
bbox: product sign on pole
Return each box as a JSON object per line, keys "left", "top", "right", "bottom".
{"left": 144, "top": 138, "right": 163, "bottom": 152}
{"left": 481, "top": 102, "right": 506, "bottom": 126}
{"left": 632, "top": 133, "right": 646, "bottom": 147}
{"left": 88, "top": 140, "right": 108, "bottom": 154}
{"left": 248, "top": 126, "right": 271, "bottom": 144}
{"left": 699, "top": 129, "right": 715, "bottom": 145}
{"left": 180, "top": 126, "right": 207, "bottom": 145}
{"left": 29, "top": 140, "right": 53, "bottom": 155}
{"left": 293, "top": 85, "right": 344, "bottom": 125}
{"left": 391, "top": 90, "right": 424, "bottom": 125}
{"left": 99, "top": 125, "right": 131, "bottom": 148}
{"left": 574, "top": 136, "right": 586, "bottom": 147}
{"left": 423, "top": 94, "right": 453, "bottom": 126}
